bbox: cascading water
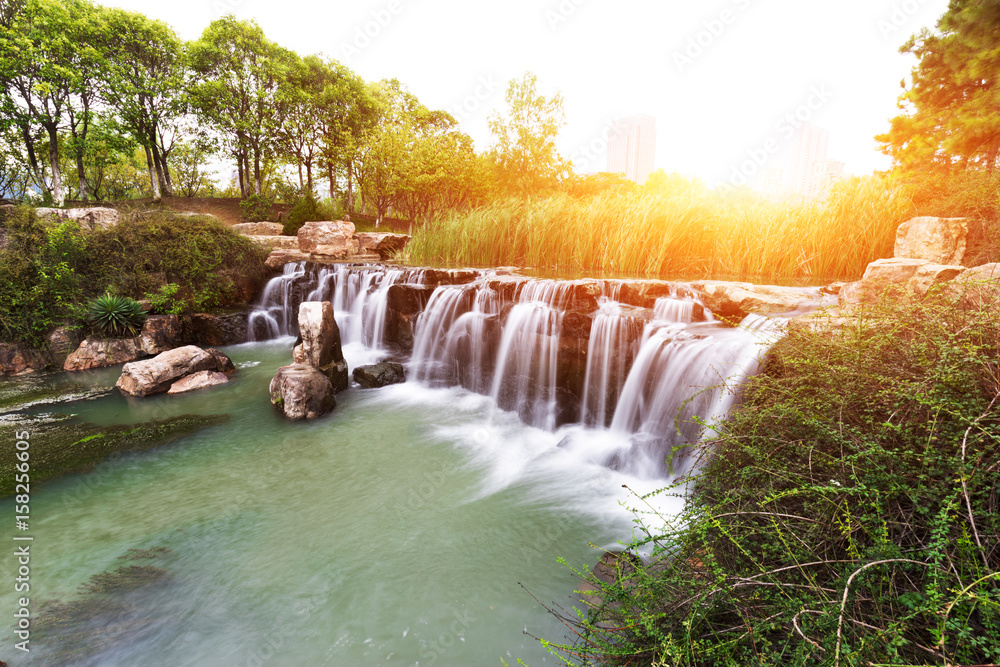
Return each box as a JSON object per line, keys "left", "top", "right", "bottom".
{"left": 248, "top": 263, "right": 787, "bottom": 478}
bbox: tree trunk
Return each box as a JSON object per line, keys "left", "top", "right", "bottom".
{"left": 19, "top": 123, "right": 44, "bottom": 191}
{"left": 346, "top": 162, "right": 355, "bottom": 214}
{"left": 144, "top": 144, "right": 162, "bottom": 203}
{"left": 297, "top": 160, "right": 304, "bottom": 191}
{"left": 237, "top": 153, "right": 247, "bottom": 198}
{"left": 150, "top": 139, "right": 169, "bottom": 199}
{"left": 45, "top": 123, "right": 64, "bottom": 207}
{"left": 253, "top": 149, "right": 262, "bottom": 196}
{"left": 76, "top": 151, "right": 88, "bottom": 201}
{"left": 306, "top": 159, "right": 313, "bottom": 194}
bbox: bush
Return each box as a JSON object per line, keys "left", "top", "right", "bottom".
{"left": 86, "top": 294, "right": 147, "bottom": 337}
{"left": 283, "top": 194, "right": 339, "bottom": 236}
{"left": 545, "top": 290, "right": 1000, "bottom": 666}
{"left": 239, "top": 194, "right": 273, "bottom": 222}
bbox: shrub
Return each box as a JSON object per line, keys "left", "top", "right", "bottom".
{"left": 284, "top": 194, "right": 339, "bottom": 236}
{"left": 544, "top": 290, "right": 1000, "bottom": 666}
{"left": 86, "top": 294, "right": 147, "bottom": 337}
{"left": 239, "top": 194, "right": 273, "bottom": 222}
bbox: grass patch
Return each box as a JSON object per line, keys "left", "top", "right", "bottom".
{"left": 544, "top": 289, "right": 1000, "bottom": 666}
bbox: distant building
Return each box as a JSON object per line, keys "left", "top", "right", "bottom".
{"left": 789, "top": 123, "right": 829, "bottom": 196}
{"left": 606, "top": 115, "right": 657, "bottom": 184}
{"left": 808, "top": 159, "right": 845, "bottom": 198}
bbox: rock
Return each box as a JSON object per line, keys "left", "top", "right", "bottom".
{"left": 894, "top": 216, "right": 968, "bottom": 265}
{"left": 690, "top": 281, "right": 817, "bottom": 320}
{"left": 64, "top": 338, "right": 146, "bottom": 372}
{"left": 269, "top": 364, "right": 336, "bottom": 419}
{"left": 34, "top": 206, "right": 120, "bottom": 231}
{"left": 297, "top": 220, "right": 359, "bottom": 258}
{"left": 46, "top": 325, "right": 82, "bottom": 367}
{"left": 140, "top": 315, "right": 184, "bottom": 355}
{"left": 265, "top": 249, "right": 311, "bottom": 270}
{"left": 166, "top": 370, "right": 229, "bottom": 395}
{"left": 947, "top": 262, "right": 1000, "bottom": 309}
{"left": 353, "top": 362, "right": 407, "bottom": 388}
{"left": 245, "top": 234, "right": 299, "bottom": 250}
{"left": 297, "top": 301, "right": 344, "bottom": 367}
{"left": 172, "top": 211, "right": 219, "bottom": 222}
{"left": 907, "top": 263, "right": 966, "bottom": 299}
{"left": 292, "top": 343, "right": 307, "bottom": 364}
{"left": 324, "top": 360, "right": 350, "bottom": 394}
{"left": 387, "top": 284, "right": 435, "bottom": 315}
{"left": 182, "top": 312, "right": 247, "bottom": 347}
{"left": 839, "top": 258, "right": 931, "bottom": 305}
{"left": 355, "top": 232, "right": 412, "bottom": 259}
{"left": 115, "top": 345, "right": 217, "bottom": 397}
{"left": 231, "top": 222, "right": 284, "bottom": 236}
{"left": 0, "top": 343, "right": 50, "bottom": 376}
{"left": 204, "top": 347, "right": 236, "bottom": 374}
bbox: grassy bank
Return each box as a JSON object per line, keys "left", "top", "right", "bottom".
{"left": 545, "top": 287, "right": 1000, "bottom": 665}
{"left": 0, "top": 207, "right": 269, "bottom": 347}
{"left": 409, "top": 176, "right": 914, "bottom": 281}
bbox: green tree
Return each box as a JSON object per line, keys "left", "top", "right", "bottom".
{"left": 877, "top": 1, "right": 1000, "bottom": 173}
{"left": 488, "top": 72, "right": 568, "bottom": 198}
{"left": 188, "top": 15, "right": 296, "bottom": 197}
{"left": 99, "top": 7, "right": 185, "bottom": 203}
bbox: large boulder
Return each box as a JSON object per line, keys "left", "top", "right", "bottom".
{"left": 166, "top": 370, "right": 230, "bottom": 395}
{"left": 231, "top": 222, "right": 284, "bottom": 236}
{"left": 116, "top": 345, "right": 218, "bottom": 397}
{"left": 355, "top": 232, "right": 412, "bottom": 260}
{"left": 64, "top": 338, "right": 146, "bottom": 371}
{"left": 269, "top": 364, "right": 335, "bottom": 420}
{"left": 46, "top": 325, "right": 82, "bottom": 367}
{"left": 947, "top": 262, "right": 1000, "bottom": 309}
{"left": 297, "top": 220, "right": 359, "bottom": 258}
{"left": 182, "top": 312, "right": 247, "bottom": 347}
{"left": 838, "top": 258, "right": 966, "bottom": 304}
{"left": 353, "top": 362, "right": 407, "bottom": 388}
{"left": 140, "top": 315, "right": 185, "bottom": 355}
{"left": 246, "top": 235, "right": 299, "bottom": 250}
{"left": 35, "top": 206, "right": 120, "bottom": 231}
{"left": 690, "top": 281, "right": 817, "bottom": 320}
{"left": 0, "top": 343, "right": 50, "bottom": 376}
{"left": 297, "top": 301, "right": 343, "bottom": 367}
{"left": 894, "top": 217, "right": 968, "bottom": 265}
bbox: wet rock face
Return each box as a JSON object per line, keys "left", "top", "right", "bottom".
{"left": 140, "top": 315, "right": 184, "bottom": 355}
{"left": 353, "top": 362, "right": 407, "bottom": 388}
{"left": 116, "top": 345, "right": 219, "bottom": 397}
{"left": 894, "top": 216, "right": 968, "bottom": 266}
{"left": 182, "top": 312, "right": 248, "bottom": 347}
{"left": 0, "top": 343, "right": 51, "bottom": 376}
{"left": 269, "top": 364, "right": 336, "bottom": 420}
{"left": 298, "top": 302, "right": 344, "bottom": 367}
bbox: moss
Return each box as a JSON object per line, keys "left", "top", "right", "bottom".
{"left": 0, "top": 413, "right": 230, "bottom": 496}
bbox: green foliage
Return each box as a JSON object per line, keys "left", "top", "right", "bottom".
{"left": 0, "top": 209, "right": 268, "bottom": 346}
{"left": 545, "top": 291, "right": 1000, "bottom": 666}
{"left": 239, "top": 193, "right": 274, "bottom": 222}
{"left": 284, "top": 193, "right": 338, "bottom": 235}
{"left": 85, "top": 293, "right": 146, "bottom": 337}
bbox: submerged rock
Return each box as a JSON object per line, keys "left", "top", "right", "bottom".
{"left": 116, "top": 345, "right": 219, "bottom": 397}
{"left": 353, "top": 362, "right": 406, "bottom": 388}
{"left": 269, "top": 363, "right": 335, "bottom": 419}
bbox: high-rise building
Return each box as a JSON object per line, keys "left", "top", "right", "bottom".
{"left": 789, "top": 123, "right": 829, "bottom": 196}
{"left": 606, "top": 115, "right": 657, "bottom": 184}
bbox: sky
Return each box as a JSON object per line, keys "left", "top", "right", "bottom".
{"left": 103, "top": 0, "right": 951, "bottom": 187}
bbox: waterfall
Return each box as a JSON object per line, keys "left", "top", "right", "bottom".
{"left": 247, "top": 263, "right": 786, "bottom": 478}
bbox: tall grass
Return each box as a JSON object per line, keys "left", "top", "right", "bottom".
{"left": 409, "top": 176, "right": 914, "bottom": 281}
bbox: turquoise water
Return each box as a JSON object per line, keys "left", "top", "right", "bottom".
{"left": 1, "top": 340, "right": 676, "bottom": 666}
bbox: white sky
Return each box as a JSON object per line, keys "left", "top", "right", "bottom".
{"left": 103, "top": 0, "right": 950, "bottom": 186}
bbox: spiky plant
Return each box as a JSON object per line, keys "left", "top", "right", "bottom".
{"left": 86, "top": 294, "right": 147, "bottom": 337}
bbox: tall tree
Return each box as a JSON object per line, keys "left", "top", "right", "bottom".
{"left": 0, "top": 0, "right": 100, "bottom": 205}
{"left": 188, "top": 15, "right": 295, "bottom": 197}
{"left": 99, "top": 7, "right": 184, "bottom": 203}
{"left": 877, "top": 1, "right": 1000, "bottom": 173}
{"left": 488, "top": 72, "right": 568, "bottom": 198}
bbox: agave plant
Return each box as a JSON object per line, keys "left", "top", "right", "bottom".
{"left": 86, "top": 294, "right": 147, "bottom": 337}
